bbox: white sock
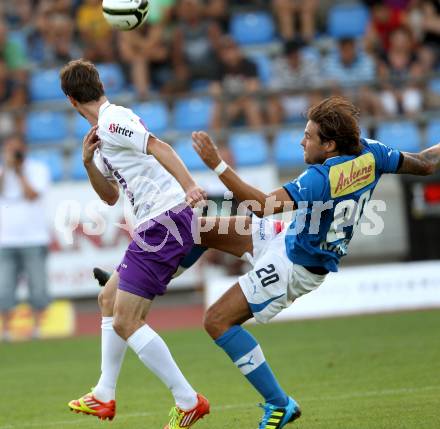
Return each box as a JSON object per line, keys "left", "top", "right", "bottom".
{"left": 93, "top": 317, "right": 127, "bottom": 402}
{"left": 127, "top": 324, "right": 197, "bottom": 410}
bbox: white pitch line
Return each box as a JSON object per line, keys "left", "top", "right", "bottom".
{"left": 1, "top": 385, "right": 439, "bottom": 429}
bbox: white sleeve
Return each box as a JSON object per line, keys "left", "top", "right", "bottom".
{"left": 99, "top": 107, "right": 150, "bottom": 153}
{"left": 94, "top": 151, "right": 113, "bottom": 179}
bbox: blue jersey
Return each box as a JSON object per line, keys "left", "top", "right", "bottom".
{"left": 283, "top": 139, "right": 403, "bottom": 272}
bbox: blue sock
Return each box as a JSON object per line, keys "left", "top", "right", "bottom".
{"left": 215, "top": 325, "right": 288, "bottom": 407}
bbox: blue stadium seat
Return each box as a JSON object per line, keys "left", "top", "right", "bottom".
{"left": 231, "top": 12, "right": 276, "bottom": 45}
{"left": 96, "top": 63, "right": 125, "bottom": 95}
{"left": 327, "top": 4, "right": 370, "bottom": 39}
{"left": 173, "top": 97, "right": 213, "bottom": 131}
{"left": 247, "top": 53, "right": 271, "bottom": 86}
{"left": 376, "top": 121, "right": 420, "bottom": 152}
{"left": 229, "top": 132, "right": 269, "bottom": 167}
{"left": 273, "top": 129, "right": 305, "bottom": 168}
{"left": 30, "top": 68, "right": 65, "bottom": 102}
{"left": 26, "top": 111, "right": 68, "bottom": 143}
{"left": 132, "top": 101, "right": 169, "bottom": 134}
{"left": 174, "top": 138, "right": 207, "bottom": 171}
{"left": 29, "top": 150, "right": 64, "bottom": 182}
{"left": 71, "top": 148, "right": 88, "bottom": 181}
{"left": 429, "top": 78, "right": 440, "bottom": 95}
{"left": 426, "top": 120, "right": 440, "bottom": 147}
{"left": 73, "top": 114, "right": 92, "bottom": 140}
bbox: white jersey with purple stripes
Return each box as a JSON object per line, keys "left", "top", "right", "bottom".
{"left": 94, "top": 100, "right": 185, "bottom": 227}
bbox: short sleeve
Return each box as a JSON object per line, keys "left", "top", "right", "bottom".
{"left": 364, "top": 139, "right": 402, "bottom": 174}
{"left": 283, "top": 167, "right": 327, "bottom": 205}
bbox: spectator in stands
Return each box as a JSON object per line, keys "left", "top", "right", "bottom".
{"left": 0, "top": 19, "right": 28, "bottom": 72}
{"left": 0, "top": 59, "right": 27, "bottom": 110}
{"left": 203, "top": 0, "right": 229, "bottom": 32}
{"left": 271, "top": 0, "right": 318, "bottom": 42}
{"left": 147, "top": 0, "right": 176, "bottom": 25}
{"left": 419, "top": 0, "right": 440, "bottom": 64}
{"left": 210, "top": 36, "right": 263, "bottom": 130}
{"left": 378, "top": 26, "right": 424, "bottom": 116}
{"left": 28, "top": 13, "right": 81, "bottom": 68}
{"left": 0, "top": 134, "right": 51, "bottom": 341}
{"left": 322, "top": 37, "right": 383, "bottom": 117}
{"left": 169, "top": 0, "right": 222, "bottom": 92}
{"left": 4, "top": 0, "right": 33, "bottom": 33}
{"left": 76, "top": 0, "right": 115, "bottom": 63}
{"left": 267, "top": 39, "right": 320, "bottom": 124}
{"left": 364, "top": 0, "right": 407, "bottom": 55}
{"left": 118, "top": 22, "right": 172, "bottom": 99}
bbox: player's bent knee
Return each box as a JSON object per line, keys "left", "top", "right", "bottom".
{"left": 112, "top": 314, "right": 138, "bottom": 340}
{"left": 204, "top": 305, "right": 227, "bottom": 340}
{"left": 98, "top": 289, "right": 115, "bottom": 314}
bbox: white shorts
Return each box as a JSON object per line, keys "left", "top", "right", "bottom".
{"left": 239, "top": 217, "right": 327, "bottom": 324}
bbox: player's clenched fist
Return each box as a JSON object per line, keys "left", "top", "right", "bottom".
{"left": 185, "top": 184, "right": 207, "bottom": 208}
{"left": 192, "top": 131, "right": 222, "bottom": 170}
{"left": 82, "top": 125, "right": 100, "bottom": 166}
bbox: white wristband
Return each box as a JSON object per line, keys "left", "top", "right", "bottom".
{"left": 214, "top": 160, "right": 228, "bottom": 176}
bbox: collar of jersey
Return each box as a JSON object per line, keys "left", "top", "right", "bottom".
{"left": 99, "top": 100, "right": 111, "bottom": 117}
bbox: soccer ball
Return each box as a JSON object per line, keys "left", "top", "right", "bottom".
{"left": 102, "top": 0, "right": 150, "bottom": 31}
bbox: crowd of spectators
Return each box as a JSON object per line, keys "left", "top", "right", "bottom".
{"left": 0, "top": 0, "right": 440, "bottom": 140}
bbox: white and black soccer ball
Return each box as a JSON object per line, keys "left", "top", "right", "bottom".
{"left": 102, "top": 0, "right": 150, "bottom": 31}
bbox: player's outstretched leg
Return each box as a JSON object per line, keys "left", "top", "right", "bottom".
{"left": 204, "top": 283, "right": 301, "bottom": 429}
{"left": 113, "top": 289, "right": 209, "bottom": 428}
{"left": 69, "top": 271, "right": 126, "bottom": 421}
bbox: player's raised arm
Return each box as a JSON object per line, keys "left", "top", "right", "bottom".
{"left": 397, "top": 143, "right": 440, "bottom": 176}
{"left": 83, "top": 125, "right": 119, "bottom": 206}
{"left": 192, "top": 131, "right": 294, "bottom": 217}
{"left": 146, "top": 135, "right": 207, "bottom": 207}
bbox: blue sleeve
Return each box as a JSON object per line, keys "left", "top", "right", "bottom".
{"left": 364, "top": 139, "right": 402, "bottom": 174}
{"left": 283, "top": 167, "right": 327, "bottom": 205}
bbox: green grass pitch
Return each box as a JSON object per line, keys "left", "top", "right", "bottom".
{"left": 1, "top": 310, "right": 439, "bottom": 429}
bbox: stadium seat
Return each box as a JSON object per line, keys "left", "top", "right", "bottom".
{"left": 229, "top": 132, "right": 269, "bottom": 167}
{"left": 231, "top": 12, "right": 276, "bottom": 45}
{"left": 173, "top": 97, "right": 214, "bottom": 131}
{"left": 376, "top": 121, "right": 421, "bottom": 152}
{"left": 132, "top": 101, "right": 169, "bottom": 134}
{"left": 30, "top": 68, "right": 65, "bottom": 102}
{"left": 26, "top": 111, "right": 68, "bottom": 143}
{"left": 71, "top": 147, "right": 88, "bottom": 181}
{"left": 174, "top": 138, "right": 207, "bottom": 171}
{"left": 327, "top": 4, "right": 370, "bottom": 39}
{"left": 247, "top": 53, "right": 272, "bottom": 87}
{"left": 426, "top": 120, "right": 440, "bottom": 147}
{"left": 96, "top": 63, "right": 125, "bottom": 96}
{"left": 73, "top": 114, "right": 92, "bottom": 140}
{"left": 29, "top": 149, "right": 64, "bottom": 182}
{"left": 429, "top": 78, "right": 440, "bottom": 95}
{"left": 273, "top": 129, "right": 305, "bottom": 168}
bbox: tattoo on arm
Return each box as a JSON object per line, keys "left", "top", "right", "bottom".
{"left": 399, "top": 145, "right": 440, "bottom": 176}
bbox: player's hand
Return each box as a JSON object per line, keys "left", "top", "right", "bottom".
{"left": 82, "top": 125, "right": 100, "bottom": 166}
{"left": 192, "top": 131, "right": 222, "bottom": 170}
{"left": 185, "top": 184, "right": 207, "bottom": 208}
